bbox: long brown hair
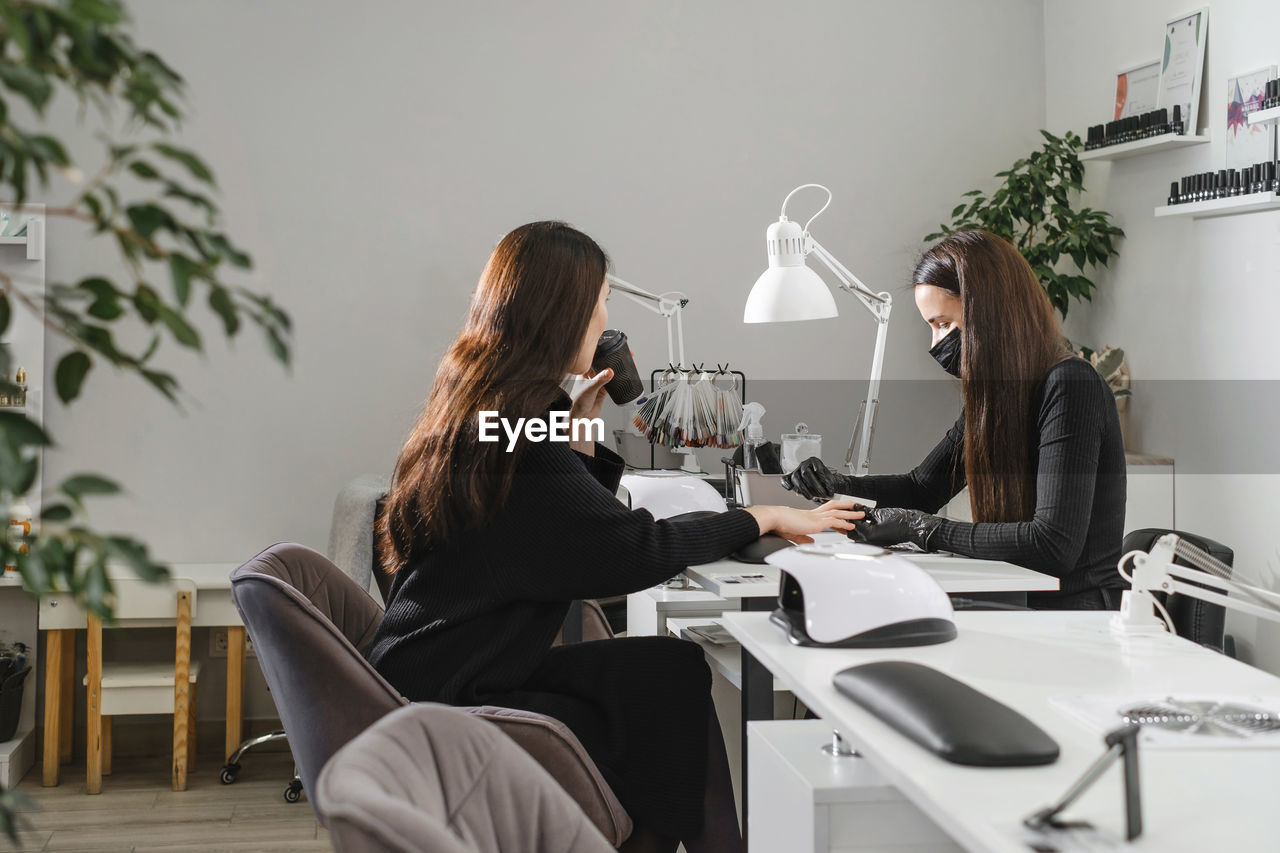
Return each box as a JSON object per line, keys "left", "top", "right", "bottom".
{"left": 913, "top": 230, "right": 1070, "bottom": 523}
{"left": 379, "top": 221, "right": 609, "bottom": 574}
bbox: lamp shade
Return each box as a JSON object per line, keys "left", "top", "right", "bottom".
{"left": 744, "top": 219, "right": 838, "bottom": 323}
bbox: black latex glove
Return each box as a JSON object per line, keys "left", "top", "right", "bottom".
{"left": 779, "top": 456, "right": 842, "bottom": 501}
{"left": 848, "top": 507, "right": 944, "bottom": 551}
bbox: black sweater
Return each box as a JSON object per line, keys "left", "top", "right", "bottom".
{"left": 366, "top": 420, "right": 761, "bottom": 704}
{"left": 836, "top": 358, "right": 1126, "bottom": 596}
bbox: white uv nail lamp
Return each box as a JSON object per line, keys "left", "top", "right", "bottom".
{"left": 767, "top": 541, "right": 957, "bottom": 647}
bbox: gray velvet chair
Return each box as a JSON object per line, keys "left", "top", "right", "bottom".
{"left": 229, "top": 543, "right": 632, "bottom": 846}
{"left": 316, "top": 703, "right": 614, "bottom": 853}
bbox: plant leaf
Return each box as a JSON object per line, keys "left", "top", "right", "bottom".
{"left": 55, "top": 351, "right": 92, "bottom": 403}
{"left": 62, "top": 474, "right": 121, "bottom": 500}
{"left": 152, "top": 143, "right": 215, "bottom": 185}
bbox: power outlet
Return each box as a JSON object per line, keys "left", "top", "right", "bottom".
{"left": 209, "top": 627, "right": 255, "bottom": 658}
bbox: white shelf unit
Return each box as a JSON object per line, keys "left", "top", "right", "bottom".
{"left": 0, "top": 217, "right": 44, "bottom": 261}
{"left": 1154, "top": 192, "right": 1280, "bottom": 220}
{"left": 1078, "top": 133, "right": 1210, "bottom": 161}
{"left": 0, "top": 203, "right": 46, "bottom": 788}
{"left": 1246, "top": 105, "right": 1280, "bottom": 127}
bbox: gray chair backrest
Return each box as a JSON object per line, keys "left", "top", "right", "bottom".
{"left": 230, "top": 543, "right": 408, "bottom": 806}
{"left": 316, "top": 704, "right": 612, "bottom": 853}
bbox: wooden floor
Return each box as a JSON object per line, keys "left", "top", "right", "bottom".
{"left": 8, "top": 752, "right": 332, "bottom": 852}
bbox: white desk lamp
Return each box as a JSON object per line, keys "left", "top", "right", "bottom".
{"left": 744, "top": 184, "right": 892, "bottom": 476}
{"left": 605, "top": 273, "right": 710, "bottom": 473}
{"left": 1113, "top": 534, "right": 1280, "bottom": 634}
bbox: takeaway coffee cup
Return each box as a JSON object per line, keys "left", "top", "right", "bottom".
{"left": 593, "top": 329, "right": 644, "bottom": 404}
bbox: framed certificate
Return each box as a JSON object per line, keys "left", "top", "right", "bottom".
{"left": 1225, "top": 66, "right": 1276, "bottom": 170}
{"left": 1157, "top": 8, "right": 1209, "bottom": 133}
{"left": 1115, "top": 60, "right": 1161, "bottom": 120}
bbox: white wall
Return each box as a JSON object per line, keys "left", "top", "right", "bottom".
{"left": 36, "top": 0, "right": 1047, "bottom": 563}
{"left": 27, "top": 1, "right": 1046, "bottom": 719}
{"left": 1044, "top": 0, "right": 1280, "bottom": 671}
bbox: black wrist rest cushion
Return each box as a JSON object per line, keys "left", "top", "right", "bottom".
{"left": 832, "top": 661, "right": 1059, "bottom": 766}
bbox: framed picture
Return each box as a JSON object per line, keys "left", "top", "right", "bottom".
{"left": 1157, "top": 7, "right": 1209, "bottom": 133}
{"left": 1115, "top": 60, "right": 1161, "bottom": 120}
{"left": 1226, "top": 66, "right": 1276, "bottom": 171}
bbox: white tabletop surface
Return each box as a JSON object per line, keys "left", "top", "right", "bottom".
{"left": 723, "top": 609, "right": 1280, "bottom": 852}
{"left": 685, "top": 534, "right": 1058, "bottom": 598}
{"left": 666, "top": 616, "right": 784, "bottom": 692}
{"left": 38, "top": 562, "right": 243, "bottom": 628}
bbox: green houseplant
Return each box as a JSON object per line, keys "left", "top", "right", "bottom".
{"left": 926, "top": 129, "right": 1125, "bottom": 318}
{"left": 0, "top": 0, "right": 291, "bottom": 836}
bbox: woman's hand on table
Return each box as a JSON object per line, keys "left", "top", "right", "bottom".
{"left": 746, "top": 499, "right": 866, "bottom": 544}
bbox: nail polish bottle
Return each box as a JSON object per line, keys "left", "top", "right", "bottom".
{"left": 1232, "top": 170, "right": 1242, "bottom": 197}
{"left": 1170, "top": 105, "right": 1183, "bottom": 135}
{"left": 1168, "top": 181, "right": 1179, "bottom": 206}
{"left": 1158, "top": 108, "right": 1169, "bottom": 134}
{"left": 1218, "top": 170, "right": 1229, "bottom": 199}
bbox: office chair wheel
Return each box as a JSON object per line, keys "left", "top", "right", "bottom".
{"left": 283, "top": 779, "right": 303, "bottom": 803}
{"left": 219, "top": 763, "right": 240, "bottom": 785}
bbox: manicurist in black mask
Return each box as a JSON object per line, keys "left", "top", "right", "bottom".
{"left": 782, "top": 230, "right": 1128, "bottom": 611}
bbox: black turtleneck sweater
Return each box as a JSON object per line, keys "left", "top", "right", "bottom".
{"left": 365, "top": 428, "right": 760, "bottom": 704}
{"left": 364, "top": 402, "right": 762, "bottom": 839}
{"left": 834, "top": 357, "right": 1127, "bottom": 598}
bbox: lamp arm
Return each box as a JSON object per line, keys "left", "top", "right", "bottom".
{"left": 802, "top": 239, "right": 893, "bottom": 476}
{"left": 807, "top": 238, "right": 891, "bottom": 319}
{"left": 1116, "top": 534, "right": 1280, "bottom": 634}
{"left": 606, "top": 273, "right": 688, "bottom": 368}
{"left": 1161, "top": 564, "right": 1280, "bottom": 624}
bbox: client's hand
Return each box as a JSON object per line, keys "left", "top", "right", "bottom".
{"left": 747, "top": 500, "right": 865, "bottom": 545}
{"left": 848, "top": 507, "right": 943, "bottom": 551}
{"left": 780, "top": 457, "right": 842, "bottom": 501}
{"left": 568, "top": 368, "right": 612, "bottom": 455}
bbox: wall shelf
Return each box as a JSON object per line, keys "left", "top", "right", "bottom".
{"left": 1079, "top": 133, "right": 1210, "bottom": 161}
{"left": 1246, "top": 105, "right": 1280, "bottom": 127}
{"left": 0, "top": 218, "right": 43, "bottom": 260}
{"left": 0, "top": 203, "right": 43, "bottom": 789}
{"left": 1155, "top": 192, "right": 1280, "bottom": 220}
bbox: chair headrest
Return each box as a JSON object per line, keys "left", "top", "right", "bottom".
{"left": 231, "top": 542, "right": 384, "bottom": 652}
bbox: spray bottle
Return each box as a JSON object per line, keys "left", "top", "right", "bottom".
{"left": 739, "top": 402, "right": 767, "bottom": 472}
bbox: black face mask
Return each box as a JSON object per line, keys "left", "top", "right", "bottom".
{"left": 929, "top": 327, "right": 962, "bottom": 378}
